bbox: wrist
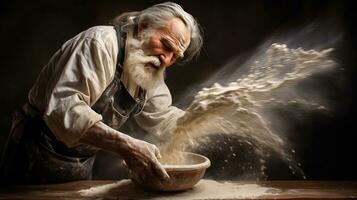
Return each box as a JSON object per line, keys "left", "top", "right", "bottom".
{"left": 80, "top": 121, "right": 133, "bottom": 156}
{"left": 114, "top": 131, "right": 134, "bottom": 156}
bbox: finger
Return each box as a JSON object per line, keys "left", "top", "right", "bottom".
{"left": 122, "top": 160, "right": 128, "bottom": 168}
{"left": 143, "top": 170, "right": 165, "bottom": 189}
{"left": 138, "top": 175, "right": 145, "bottom": 185}
{"left": 137, "top": 166, "right": 157, "bottom": 186}
{"left": 151, "top": 158, "right": 170, "bottom": 181}
{"left": 134, "top": 171, "right": 144, "bottom": 185}
{"left": 154, "top": 146, "right": 162, "bottom": 159}
{"left": 131, "top": 167, "right": 149, "bottom": 185}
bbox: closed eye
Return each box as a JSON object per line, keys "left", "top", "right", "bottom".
{"left": 162, "top": 38, "right": 182, "bottom": 59}
{"left": 162, "top": 39, "right": 174, "bottom": 52}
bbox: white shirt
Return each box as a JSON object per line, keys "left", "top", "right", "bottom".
{"left": 28, "top": 26, "right": 184, "bottom": 147}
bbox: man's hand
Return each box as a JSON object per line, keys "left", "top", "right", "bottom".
{"left": 79, "top": 121, "right": 169, "bottom": 184}
{"left": 121, "top": 138, "right": 170, "bottom": 184}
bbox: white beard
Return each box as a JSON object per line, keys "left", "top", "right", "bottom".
{"left": 123, "top": 32, "right": 165, "bottom": 91}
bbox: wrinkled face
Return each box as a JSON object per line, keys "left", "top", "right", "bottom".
{"left": 123, "top": 17, "right": 190, "bottom": 91}
{"left": 139, "top": 17, "right": 191, "bottom": 68}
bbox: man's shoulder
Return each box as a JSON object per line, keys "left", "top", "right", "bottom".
{"left": 85, "top": 26, "right": 115, "bottom": 35}
{"left": 81, "top": 26, "right": 117, "bottom": 43}
{"left": 63, "top": 25, "right": 118, "bottom": 56}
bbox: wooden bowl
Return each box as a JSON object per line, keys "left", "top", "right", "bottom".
{"left": 129, "top": 152, "right": 211, "bottom": 191}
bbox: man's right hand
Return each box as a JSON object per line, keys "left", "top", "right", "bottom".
{"left": 120, "top": 137, "right": 170, "bottom": 184}
{"left": 79, "top": 121, "right": 169, "bottom": 184}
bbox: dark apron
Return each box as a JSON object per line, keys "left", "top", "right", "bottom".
{"left": 0, "top": 26, "right": 146, "bottom": 184}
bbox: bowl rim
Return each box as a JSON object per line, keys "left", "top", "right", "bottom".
{"left": 162, "top": 152, "right": 211, "bottom": 171}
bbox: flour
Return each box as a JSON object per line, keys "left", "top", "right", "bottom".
{"left": 78, "top": 179, "right": 279, "bottom": 199}
{"left": 159, "top": 43, "right": 336, "bottom": 177}
{"left": 193, "top": 180, "right": 279, "bottom": 199}
{"left": 78, "top": 180, "right": 131, "bottom": 196}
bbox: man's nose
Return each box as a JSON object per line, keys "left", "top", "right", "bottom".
{"left": 159, "top": 51, "right": 174, "bottom": 67}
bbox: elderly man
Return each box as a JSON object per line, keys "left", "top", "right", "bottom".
{"left": 0, "top": 2, "right": 202, "bottom": 184}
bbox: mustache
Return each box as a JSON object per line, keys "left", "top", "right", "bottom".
{"left": 127, "top": 39, "right": 162, "bottom": 68}
{"left": 146, "top": 57, "right": 161, "bottom": 68}
{"left": 133, "top": 49, "right": 162, "bottom": 68}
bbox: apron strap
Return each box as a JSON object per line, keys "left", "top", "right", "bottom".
{"left": 114, "top": 25, "right": 126, "bottom": 76}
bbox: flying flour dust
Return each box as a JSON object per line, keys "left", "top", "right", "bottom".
{"left": 159, "top": 43, "right": 336, "bottom": 177}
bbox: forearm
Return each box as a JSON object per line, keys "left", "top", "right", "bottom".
{"left": 79, "top": 120, "right": 170, "bottom": 181}
{"left": 79, "top": 121, "right": 132, "bottom": 157}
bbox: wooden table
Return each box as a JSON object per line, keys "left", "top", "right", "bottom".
{"left": 1, "top": 179, "right": 357, "bottom": 199}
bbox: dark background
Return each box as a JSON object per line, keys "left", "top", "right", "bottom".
{"left": 0, "top": 0, "right": 356, "bottom": 181}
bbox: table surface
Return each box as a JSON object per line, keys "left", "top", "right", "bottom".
{"left": 1, "top": 179, "right": 357, "bottom": 200}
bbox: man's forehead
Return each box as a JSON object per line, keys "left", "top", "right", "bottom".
{"left": 163, "top": 17, "right": 191, "bottom": 51}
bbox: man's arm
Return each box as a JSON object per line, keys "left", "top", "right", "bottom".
{"left": 41, "top": 29, "right": 168, "bottom": 182}
{"left": 135, "top": 83, "right": 185, "bottom": 139}
{"left": 79, "top": 121, "right": 169, "bottom": 181}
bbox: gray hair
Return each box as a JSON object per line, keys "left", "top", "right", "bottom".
{"left": 111, "top": 2, "right": 203, "bottom": 63}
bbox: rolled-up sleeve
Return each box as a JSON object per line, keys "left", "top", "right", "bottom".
{"left": 43, "top": 37, "right": 115, "bottom": 147}
{"left": 134, "top": 84, "right": 185, "bottom": 138}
